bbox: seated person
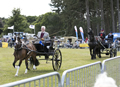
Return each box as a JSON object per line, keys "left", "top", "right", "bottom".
{"left": 37, "top": 26, "right": 50, "bottom": 59}
{"left": 108, "top": 31, "right": 113, "bottom": 43}
{"left": 107, "top": 31, "right": 114, "bottom": 48}
{"left": 99, "top": 29, "right": 106, "bottom": 49}
{"left": 99, "top": 29, "right": 105, "bottom": 42}
{"left": 37, "top": 26, "right": 50, "bottom": 41}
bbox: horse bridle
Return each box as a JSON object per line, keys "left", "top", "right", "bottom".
{"left": 14, "top": 36, "right": 23, "bottom": 51}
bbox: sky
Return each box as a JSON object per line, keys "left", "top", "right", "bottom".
{"left": 0, "top": 0, "right": 52, "bottom": 18}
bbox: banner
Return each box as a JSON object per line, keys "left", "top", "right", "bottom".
{"left": 79, "top": 27, "right": 84, "bottom": 41}
{"left": 74, "top": 26, "right": 78, "bottom": 39}
{"left": 8, "top": 25, "right": 14, "bottom": 29}
{"left": 29, "top": 25, "right": 35, "bottom": 29}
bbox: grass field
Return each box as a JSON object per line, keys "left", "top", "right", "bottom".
{"left": 0, "top": 47, "right": 120, "bottom": 85}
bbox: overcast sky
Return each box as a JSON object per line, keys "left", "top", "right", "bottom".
{"left": 0, "top": 0, "right": 52, "bottom": 18}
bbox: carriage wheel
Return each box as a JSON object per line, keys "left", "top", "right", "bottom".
{"left": 52, "top": 49, "right": 62, "bottom": 71}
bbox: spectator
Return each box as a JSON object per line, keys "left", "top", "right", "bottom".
{"left": 85, "top": 37, "right": 88, "bottom": 43}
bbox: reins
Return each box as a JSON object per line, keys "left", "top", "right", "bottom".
{"left": 14, "top": 43, "right": 23, "bottom": 51}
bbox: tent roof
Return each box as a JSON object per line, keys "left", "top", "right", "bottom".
{"left": 112, "top": 33, "right": 120, "bottom": 38}
{"left": 105, "top": 33, "right": 120, "bottom": 42}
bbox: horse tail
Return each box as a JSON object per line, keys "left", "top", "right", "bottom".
{"left": 35, "top": 58, "right": 39, "bottom": 66}
{"left": 29, "top": 57, "right": 39, "bottom": 66}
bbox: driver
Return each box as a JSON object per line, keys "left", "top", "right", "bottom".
{"left": 37, "top": 26, "right": 50, "bottom": 41}
{"left": 37, "top": 26, "right": 50, "bottom": 59}
{"left": 99, "top": 29, "right": 105, "bottom": 42}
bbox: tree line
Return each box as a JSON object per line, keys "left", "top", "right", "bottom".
{"left": 0, "top": 0, "right": 120, "bottom": 39}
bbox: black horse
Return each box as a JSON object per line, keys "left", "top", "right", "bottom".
{"left": 13, "top": 36, "right": 39, "bottom": 76}
{"left": 88, "top": 29, "right": 101, "bottom": 60}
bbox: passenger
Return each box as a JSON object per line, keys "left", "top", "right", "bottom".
{"left": 107, "top": 31, "right": 114, "bottom": 48}
{"left": 108, "top": 31, "right": 113, "bottom": 43}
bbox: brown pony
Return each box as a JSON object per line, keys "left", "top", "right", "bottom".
{"left": 13, "top": 36, "right": 39, "bottom": 76}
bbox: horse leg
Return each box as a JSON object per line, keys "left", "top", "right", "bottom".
{"left": 32, "top": 54, "right": 39, "bottom": 70}
{"left": 99, "top": 49, "right": 101, "bottom": 58}
{"left": 13, "top": 58, "right": 18, "bottom": 68}
{"left": 93, "top": 48, "right": 96, "bottom": 59}
{"left": 24, "top": 58, "right": 29, "bottom": 74}
{"left": 32, "top": 56, "right": 37, "bottom": 70}
{"left": 89, "top": 48, "right": 93, "bottom": 60}
{"left": 15, "top": 59, "right": 23, "bottom": 76}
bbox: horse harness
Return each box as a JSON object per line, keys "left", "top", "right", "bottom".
{"left": 14, "top": 43, "right": 33, "bottom": 59}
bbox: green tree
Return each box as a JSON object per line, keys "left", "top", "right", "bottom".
{"left": 2, "top": 8, "right": 31, "bottom": 34}
{"left": 34, "top": 12, "right": 64, "bottom": 37}
{"left": 25, "top": 16, "right": 37, "bottom": 24}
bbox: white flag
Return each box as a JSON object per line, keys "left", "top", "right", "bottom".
{"left": 8, "top": 25, "right": 14, "bottom": 29}
{"left": 29, "top": 25, "right": 35, "bottom": 29}
{"left": 79, "top": 27, "right": 84, "bottom": 41}
{"left": 74, "top": 26, "right": 78, "bottom": 39}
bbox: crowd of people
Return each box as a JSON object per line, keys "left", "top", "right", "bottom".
{"left": 0, "top": 27, "right": 118, "bottom": 50}
{"left": 0, "top": 28, "right": 115, "bottom": 49}
{"left": 0, "top": 26, "right": 119, "bottom": 86}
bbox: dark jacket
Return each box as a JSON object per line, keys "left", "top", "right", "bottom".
{"left": 108, "top": 34, "right": 113, "bottom": 42}
{"left": 99, "top": 32, "right": 105, "bottom": 40}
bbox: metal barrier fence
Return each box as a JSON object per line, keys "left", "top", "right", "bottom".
{"left": 0, "top": 72, "right": 62, "bottom": 87}
{"left": 102, "top": 56, "right": 120, "bottom": 86}
{"left": 61, "top": 61, "right": 102, "bottom": 87}
{"left": 1, "top": 57, "right": 120, "bottom": 87}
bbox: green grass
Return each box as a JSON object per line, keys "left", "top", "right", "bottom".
{"left": 0, "top": 47, "right": 120, "bottom": 85}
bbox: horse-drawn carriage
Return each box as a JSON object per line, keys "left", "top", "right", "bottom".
{"left": 13, "top": 36, "right": 62, "bottom": 76}
{"left": 88, "top": 29, "right": 117, "bottom": 60}
{"left": 97, "top": 38, "right": 117, "bottom": 57}
{"left": 31, "top": 40, "right": 62, "bottom": 71}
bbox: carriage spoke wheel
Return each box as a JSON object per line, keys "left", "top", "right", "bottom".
{"left": 52, "top": 49, "right": 62, "bottom": 71}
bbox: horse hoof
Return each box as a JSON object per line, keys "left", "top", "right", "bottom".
{"left": 15, "top": 66, "right": 18, "bottom": 69}
{"left": 33, "top": 68, "right": 37, "bottom": 70}
{"left": 15, "top": 74, "right": 18, "bottom": 76}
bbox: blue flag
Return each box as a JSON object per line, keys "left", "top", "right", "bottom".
{"left": 79, "top": 27, "right": 84, "bottom": 41}
{"left": 39, "top": 41, "right": 44, "bottom": 46}
{"left": 74, "top": 26, "right": 78, "bottom": 39}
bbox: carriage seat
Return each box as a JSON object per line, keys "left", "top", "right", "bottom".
{"left": 33, "top": 40, "right": 54, "bottom": 52}
{"left": 101, "top": 39, "right": 112, "bottom": 49}
{"left": 105, "top": 38, "right": 113, "bottom": 44}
